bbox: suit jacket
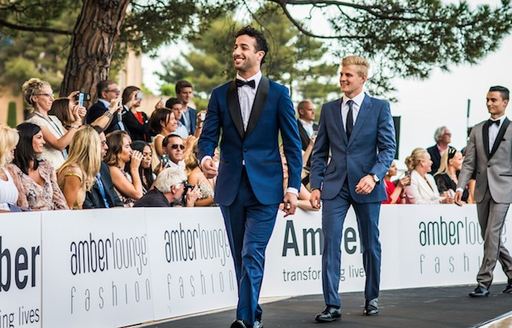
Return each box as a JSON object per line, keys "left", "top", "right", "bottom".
{"left": 405, "top": 170, "right": 441, "bottom": 204}
{"left": 133, "top": 189, "right": 172, "bottom": 207}
{"left": 122, "top": 110, "right": 151, "bottom": 142}
{"left": 181, "top": 107, "right": 197, "bottom": 135}
{"left": 310, "top": 94, "right": 396, "bottom": 202}
{"left": 297, "top": 119, "right": 318, "bottom": 151}
{"left": 83, "top": 162, "right": 123, "bottom": 209}
{"left": 86, "top": 101, "right": 122, "bottom": 134}
{"left": 198, "top": 77, "right": 302, "bottom": 206}
{"left": 427, "top": 145, "right": 442, "bottom": 175}
{"left": 458, "top": 117, "right": 512, "bottom": 203}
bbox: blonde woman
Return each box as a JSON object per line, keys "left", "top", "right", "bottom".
{"left": 22, "top": 78, "right": 83, "bottom": 169}
{"left": 105, "top": 131, "right": 143, "bottom": 207}
{"left": 57, "top": 126, "right": 102, "bottom": 209}
{"left": 184, "top": 138, "right": 214, "bottom": 206}
{"left": 434, "top": 146, "right": 470, "bottom": 203}
{"left": 0, "top": 126, "right": 21, "bottom": 212}
{"left": 403, "top": 147, "right": 453, "bottom": 204}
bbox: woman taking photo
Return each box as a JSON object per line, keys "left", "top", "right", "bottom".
{"left": 57, "top": 126, "right": 102, "bottom": 209}
{"left": 10, "top": 123, "right": 68, "bottom": 210}
{"left": 105, "top": 131, "right": 143, "bottom": 207}
{"left": 121, "top": 86, "right": 151, "bottom": 142}
{"left": 131, "top": 140, "right": 155, "bottom": 193}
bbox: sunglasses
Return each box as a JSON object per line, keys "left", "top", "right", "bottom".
{"left": 170, "top": 144, "right": 185, "bottom": 150}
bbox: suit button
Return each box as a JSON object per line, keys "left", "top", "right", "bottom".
{"left": 488, "top": 164, "right": 491, "bottom": 167}
{"left": 243, "top": 149, "right": 248, "bottom": 153}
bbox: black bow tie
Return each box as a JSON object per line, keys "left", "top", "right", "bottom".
{"left": 488, "top": 119, "right": 500, "bottom": 126}
{"left": 236, "top": 79, "right": 256, "bottom": 89}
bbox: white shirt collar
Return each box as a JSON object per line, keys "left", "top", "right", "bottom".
{"left": 99, "top": 98, "right": 110, "bottom": 108}
{"left": 236, "top": 71, "right": 262, "bottom": 89}
{"left": 490, "top": 114, "right": 506, "bottom": 123}
{"left": 342, "top": 91, "right": 365, "bottom": 108}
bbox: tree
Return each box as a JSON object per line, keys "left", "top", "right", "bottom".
{"left": 1, "top": 1, "right": 511, "bottom": 99}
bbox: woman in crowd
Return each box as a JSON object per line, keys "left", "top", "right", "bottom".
{"left": 149, "top": 107, "right": 178, "bottom": 158}
{"left": 403, "top": 147, "right": 453, "bottom": 204}
{"left": 49, "top": 97, "right": 119, "bottom": 133}
{"left": 382, "top": 160, "right": 410, "bottom": 204}
{"left": 0, "top": 126, "right": 21, "bottom": 212}
{"left": 10, "top": 123, "right": 68, "bottom": 210}
{"left": 131, "top": 141, "right": 155, "bottom": 193}
{"left": 434, "top": 146, "right": 470, "bottom": 203}
{"left": 184, "top": 139, "right": 214, "bottom": 206}
{"left": 121, "top": 86, "right": 151, "bottom": 142}
{"left": 57, "top": 126, "right": 102, "bottom": 209}
{"left": 22, "top": 78, "right": 83, "bottom": 169}
{"left": 105, "top": 131, "right": 143, "bottom": 207}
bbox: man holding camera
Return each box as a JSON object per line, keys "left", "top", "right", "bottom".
{"left": 86, "top": 80, "right": 125, "bottom": 134}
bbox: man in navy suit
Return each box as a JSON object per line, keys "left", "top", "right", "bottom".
{"left": 310, "top": 55, "right": 395, "bottom": 322}
{"left": 86, "top": 80, "right": 125, "bottom": 134}
{"left": 175, "top": 80, "right": 197, "bottom": 135}
{"left": 198, "top": 26, "right": 302, "bottom": 328}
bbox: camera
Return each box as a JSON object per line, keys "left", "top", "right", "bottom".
{"left": 160, "top": 154, "right": 171, "bottom": 168}
{"left": 75, "top": 92, "right": 91, "bottom": 107}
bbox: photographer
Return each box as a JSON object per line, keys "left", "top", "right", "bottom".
{"left": 86, "top": 80, "right": 125, "bottom": 134}
{"left": 122, "top": 86, "right": 151, "bottom": 142}
{"left": 134, "top": 167, "right": 200, "bottom": 207}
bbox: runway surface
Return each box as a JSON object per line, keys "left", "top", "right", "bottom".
{"left": 142, "top": 284, "right": 512, "bottom": 328}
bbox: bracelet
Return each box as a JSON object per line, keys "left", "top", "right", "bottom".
{"left": 68, "top": 124, "right": 81, "bottom": 129}
{"left": 104, "top": 111, "right": 114, "bottom": 119}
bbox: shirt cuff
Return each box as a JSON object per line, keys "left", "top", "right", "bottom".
{"left": 286, "top": 187, "right": 299, "bottom": 196}
{"left": 456, "top": 187, "right": 464, "bottom": 193}
{"left": 200, "top": 156, "right": 212, "bottom": 168}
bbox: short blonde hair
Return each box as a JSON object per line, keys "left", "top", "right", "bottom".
{"left": 404, "top": 147, "right": 428, "bottom": 171}
{"left": 0, "top": 125, "right": 19, "bottom": 167}
{"left": 154, "top": 167, "right": 187, "bottom": 193}
{"left": 341, "top": 55, "right": 369, "bottom": 78}
{"left": 21, "top": 78, "right": 51, "bottom": 113}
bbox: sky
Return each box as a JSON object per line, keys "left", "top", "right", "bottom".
{"left": 141, "top": 1, "right": 512, "bottom": 167}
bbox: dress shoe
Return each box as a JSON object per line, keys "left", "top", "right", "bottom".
{"left": 315, "top": 306, "right": 341, "bottom": 322}
{"left": 364, "top": 298, "right": 379, "bottom": 316}
{"left": 230, "top": 320, "right": 247, "bottom": 328}
{"left": 253, "top": 320, "right": 264, "bottom": 328}
{"left": 503, "top": 279, "right": 512, "bottom": 294}
{"left": 469, "top": 285, "right": 490, "bottom": 297}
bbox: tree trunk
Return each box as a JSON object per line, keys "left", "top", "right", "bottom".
{"left": 60, "top": 0, "right": 130, "bottom": 103}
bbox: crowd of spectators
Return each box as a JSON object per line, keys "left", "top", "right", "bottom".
{"left": 0, "top": 77, "right": 473, "bottom": 212}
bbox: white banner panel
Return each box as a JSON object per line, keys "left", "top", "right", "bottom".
{"left": 0, "top": 212, "right": 41, "bottom": 328}
{"left": 41, "top": 209, "right": 153, "bottom": 328}
{"left": 146, "top": 208, "right": 237, "bottom": 320}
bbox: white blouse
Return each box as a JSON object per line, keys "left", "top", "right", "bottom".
{"left": 0, "top": 168, "right": 19, "bottom": 210}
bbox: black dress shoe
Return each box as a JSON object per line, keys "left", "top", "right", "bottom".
{"left": 230, "top": 320, "right": 248, "bottom": 328}
{"left": 364, "top": 298, "right": 379, "bottom": 316}
{"left": 315, "top": 306, "right": 341, "bottom": 322}
{"left": 253, "top": 320, "right": 264, "bottom": 328}
{"left": 469, "top": 285, "right": 489, "bottom": 297}
{"left": 503, "top": 279, "right": 512, "bottom": 294}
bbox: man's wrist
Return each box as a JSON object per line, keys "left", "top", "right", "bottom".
{"left": 286, "top": 187, "right": 298, "bottom": 196}
{"left": 200, "top": 156, "right": 212, "bottom": 168}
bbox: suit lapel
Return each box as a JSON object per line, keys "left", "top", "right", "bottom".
{"left": 227, "top": 80, "right": 245, "bottom": 139}
{"left": 489, "top": 117, "right": 510, "bottom": 159}
{"left": 332, "top": 98, "right": 347, "bottom": 144}
{"left": 297, "top": 119, "right": 310, "bottom": 149}
{"left": 348, "top": 94, "right": 371, "bottom": 146}
{"left": 245, "top": 77, "right": 269, "bottom": 137}
{"left": 482, "top": 122, "right": 490, "bottom": 159}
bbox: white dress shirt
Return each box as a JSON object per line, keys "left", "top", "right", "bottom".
{"left": 341, "top": 91, "right": 366, "bottom": 132}
{"left": 299, "top": 119, "right": 314, "bottom": 137}
{"left": 488, "top": 115, "right": 505, "bottom": 151}
{"left": 236, "top": 71, "right": 262, "bottom": 130}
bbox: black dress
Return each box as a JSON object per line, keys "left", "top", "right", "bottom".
{"left": 434, "top": 173, "right": 469, "bottom": 202}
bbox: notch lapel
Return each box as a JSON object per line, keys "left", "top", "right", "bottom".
{"left": 347, "top": 95, "right": 371, "bottom": 146}
{"left": 245, "top": 77, "right": 269, "bottom": 137}
{"left": 332, "top": 99, "right": 347, "bottom": 144}
{"left": 482, "top": 122, "right": 490, "bottom": 159}
{"left": 227, "top": 80, "right": 245, "bottom": 139}
{"left": 489, "top": 117, "right": 510, "bottom": 159}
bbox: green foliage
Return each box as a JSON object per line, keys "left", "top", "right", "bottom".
{"left": 7, "top": 101, "right": 17, "bottom": 127}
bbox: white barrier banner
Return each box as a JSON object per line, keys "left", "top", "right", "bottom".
{"left": 41, "top": 209, "right": 153, "bottom": 328}
{"left": 146, "top": 208, "right": 237, "bottom": 320}
{"left": 0, "top": 212, "right": 41, "bottom": 328}
{"left": 261, "top": 205, "right": 510, "bottom": 297}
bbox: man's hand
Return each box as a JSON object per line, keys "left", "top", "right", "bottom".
{"left": 454, "top": 190, "right": 464, "bottom": 206}
{"left": 201, "top": 158, "right": 218, "bottom": 179}
{"left": 310, "top": 189, "right": 321, "bottom": 209}
{"left": 282, "top": 192, "right": 298, "bottom": 217}
{"left": 355, "top": 175, "right": 376, "bottom": 195}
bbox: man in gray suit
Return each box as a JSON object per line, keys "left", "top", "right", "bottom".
{"left": 455, "top": 85, "right": 512, "bottom": 297}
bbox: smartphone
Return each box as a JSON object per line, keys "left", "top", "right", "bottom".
{"left": 135, "top": 91, "right": 144, "bottom": 101}
{"left": 75, "top": 92, "right": 90, "bottom": 107}
{"left": 199, "top": 111, "right": 206, "bottom": 121}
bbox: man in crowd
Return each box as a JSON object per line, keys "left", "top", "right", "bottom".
{"left": 83, "top": 129, "right": 123, "bottom": 208}
{"left": 162, "top": 134, "right": 185, "bottom": 170}
{"left": 176, "top": 80, "right": 197, "bottom": 135}
{"left": 310, "top": 55, "right": 395, "bottom": 322}
{"left": 86, "top": 80, "right": 125, "bottom": 134}
{"left": 427, "top": 126, "right": 452, "bottom": 174}
{"left": 297, "top": 99, "right": 318, "bottom": 150}
{"left": 134, "top": 167, "right": 199, "bottom": 207}
{"left": 165, "top": 97, "right": 188, "bottom": 138}
{"left": 455, "top": 85, "right": 512, "bottom": 297}
{"left": 198, "top": 26, "right": 302, "bottom": 328}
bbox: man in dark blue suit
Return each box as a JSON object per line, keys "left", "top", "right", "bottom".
{"left": 198, "top": 26, "right": 302, "bottom": 328}
{"left": 310, "top": 55, "right": 396, "bottom": 322}
{"left": 85, "top": 80, "right": 125, "bottom": 134}
{"left": 175, "top": 80, "right": 197, "bottom": 135}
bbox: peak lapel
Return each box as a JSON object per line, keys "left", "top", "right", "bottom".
{"left": 245, "top": 77, "right": 269, "bottom": 137}
{"left": 227, "top": 80, "right": 245, "bottom": 139}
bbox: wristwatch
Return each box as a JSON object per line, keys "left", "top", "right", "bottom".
{"left": 370, "top": 174, "right": 380, "bottom": 184}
